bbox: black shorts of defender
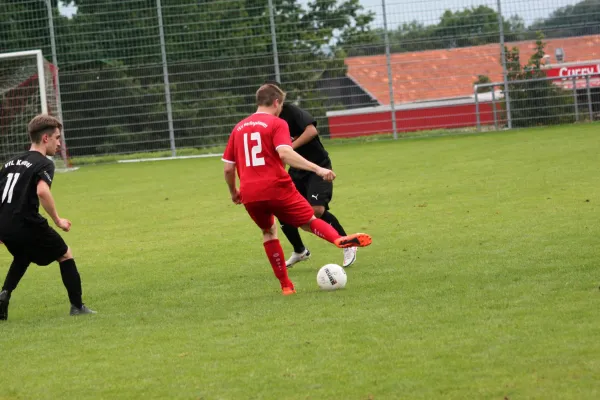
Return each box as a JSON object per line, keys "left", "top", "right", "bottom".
{"left": 292, "top": 171, "right": 333, "bottom": 210}
{"left": 2, "top": 222, "right": 68, "bottom": 266}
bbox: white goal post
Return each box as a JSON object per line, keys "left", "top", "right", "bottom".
{"left": 0, "top": 49, "right": 71, "bottom": 169}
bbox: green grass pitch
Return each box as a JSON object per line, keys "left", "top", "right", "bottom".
{"left": 1, "top": 124, "right": 599, "bottom": 399}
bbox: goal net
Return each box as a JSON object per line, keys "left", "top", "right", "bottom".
{"left": 0, "top": 50, "right": 70, "bottom": 168}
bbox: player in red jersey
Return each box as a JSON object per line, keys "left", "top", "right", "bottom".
{"left": 222, "top": 84, "right": 371, "bottom": 295}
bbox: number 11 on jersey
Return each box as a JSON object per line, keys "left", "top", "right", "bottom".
{"left": 243, "top": 132, "right": 265, "bottom": 167}
{"left": 1, "top": 173, "right": 20, "bottom": 204}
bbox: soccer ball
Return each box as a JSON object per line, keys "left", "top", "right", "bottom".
{"left": 316, "top": 264, "right": 347, "bottom": 291}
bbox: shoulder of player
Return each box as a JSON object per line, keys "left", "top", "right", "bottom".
{"left": 233, "top": 113, "right": 276, "bottom": 129}
{"left": 285, "top": 104, "right": 316, "bottom": 127}
{"left": 3, "top": 152, "right": 42, "bottom": 168}
{"left": 281, "top": 104, "right": 302, "bottom": 120}
{"left": 232, "top": 117, "right": 248, "bottom": 132}
{"left": 31, "top": 154, "right": 55, "bottom": 173}
{"left": 293, "top": 103, "right": 314, "bottom": 119}
{"left": 31, "top": 152, "right": 53, "bottom": 165}
{"left": 250, "top": 113, "right": 285, "bottom": 129}
{"left": 273, "top": 116, "right": 289, "bottom": 127}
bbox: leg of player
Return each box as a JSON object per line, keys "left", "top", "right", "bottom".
{"left": 300, "top": 216, "right": 372, "bottom": 249}
{"left": 281, "top": 222, "right": 311, "bottom": 268}
{"left": 0, "top": 258, "right": 31, "bottom": 321}
{"left": 57, "top": 248, "right": 96, "bottom": 316}
{"left": 307, "top": 175, "right": 359, "bottom": 266}
{"left": 319, "top": 209, "right": 347, "bottom": 236}
{"left": 262, "top": 223, "right": 296, "bottom": 295}
{"left": 315, "top": 206, "right": 356, "bottom": 268}
{"left": 284, "top": 175, "right": 312, "bottom": 268}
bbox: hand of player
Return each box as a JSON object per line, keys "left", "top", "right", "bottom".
{"left": 55, "top": 218, "right": 72, "bottom": 232}
{"left": 231, "top": 188, "right": 242, "bottom": 205}
{"left": 316, "top": 167, "right": 336, "bottom": 182}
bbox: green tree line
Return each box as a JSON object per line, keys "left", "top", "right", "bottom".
{"left": 0, "top": 0, "right": 598, "bottom": 155}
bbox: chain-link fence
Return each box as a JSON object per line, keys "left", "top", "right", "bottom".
{"left": 475, "top": 72, "right": 600, "bottom": 129}
{"left": 1, "top": 0, "right": 599, "bottom": 160}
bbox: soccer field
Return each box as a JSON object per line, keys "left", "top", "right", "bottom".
{"left": 1, "top": 125, "right": 599, "bottom": 399}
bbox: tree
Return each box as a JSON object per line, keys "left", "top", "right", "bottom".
{"left": 474, "top": 75, "right": 492, "bottom": 93}
{"left": 58, "top": 60, "right": 170, "bottom": 156}
{"left": 0, "top": 1, "right": 60, "bottom": 55}
{"left": 69, "top": 1, "right": 163, "bottom": 67}
{"left": 531, "top": 0, "right": 600, "bottom": 38}
{"left": 345, "top": 6, "right": 527, "bottom": 56}
{"left": 435, "top": 6, "right": 507, "bottom": 48}
{"left": 55, "top": 0, "right": 374, "bottom": 153}
{"left": 502, "top": 33, "right": 575, "bottom": 127}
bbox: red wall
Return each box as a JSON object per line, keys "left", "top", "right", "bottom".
{"left": 328, "top": 102, "right": 497, "bottom": 138}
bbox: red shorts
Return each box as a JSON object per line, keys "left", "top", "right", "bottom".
{"left": 244, "top": 190, "right": 314, "bottom": 230}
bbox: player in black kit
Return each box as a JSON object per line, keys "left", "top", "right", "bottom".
{"left": 265, "top": 81, "right": 357, "bottom": 268}
{"left": 0, "top": 114, "right": 95, "bottom": 321}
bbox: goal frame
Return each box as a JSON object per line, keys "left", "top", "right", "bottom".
{"left": 0, "top": 49, "right": 71, "bottom": 169}
{"left": 0, "top": 50, "right": 48, "bottom": 114}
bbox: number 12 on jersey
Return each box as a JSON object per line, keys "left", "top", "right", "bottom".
{"left": 243, "top": 132, "right": 265, "bottom": 167}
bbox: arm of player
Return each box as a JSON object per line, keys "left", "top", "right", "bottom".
{"left": 223, "top": 163, "right": 241, "bottom": 204}
{"left": 36, "top": 180, "right": 71, "bottom": 232}
{"left": 277, "top": 146, "right": 336, "bottom": 182}
{"left": 292, "top": 124, "right": 318, "bottom": 150}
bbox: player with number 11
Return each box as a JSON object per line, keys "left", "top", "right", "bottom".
{"left": 0, "top": 115, "right": 95, "bottom": 321}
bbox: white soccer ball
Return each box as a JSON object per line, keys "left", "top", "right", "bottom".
{"left": 316, "top": 264, "right": 347, "bottom": 291}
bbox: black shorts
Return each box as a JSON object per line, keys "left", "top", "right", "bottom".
{"left": 1, "top": 221, "right": 68, "bottom": 266}
{"left": 291, "top": 170, "right": 333, "bottom": 210}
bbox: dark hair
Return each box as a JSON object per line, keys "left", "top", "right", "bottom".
{"left": 28, "top": 114, "right": 62, "bottom": 143}
{"left": 256, "top": 84, "right": 286, "bottom": 107}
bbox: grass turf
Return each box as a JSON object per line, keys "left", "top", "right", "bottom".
{"left": 1, "top": 124, "right": 599, "bottom": 399}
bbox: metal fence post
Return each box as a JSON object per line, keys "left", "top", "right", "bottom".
{"left": 156, "top": 0, "right": 176, "bottom": 157}
{"left": 474, "top": 86, "right": 481, "bottom": 131}
{"left": 381, "top": 0, "right": 398, "bottom": 139}
{"left": 572, "top": 76, "right": 579, "bottom": 122}
{"left": 497, "top": 0, "right": 512, "bottom": 129}
{"left": 492, "top": 88, "right": 499, "bottom": 130}
{"left": 268, "top": 0, "right": 281, "bottom": 83}
{"left": 35, "top": 51, "right": 47, "bottom": 114}
{"left": 586, "top": 75, "right": 593, "bottom": 121}
{"left": 45, "top": 0, "right": 68, "bottom": 162}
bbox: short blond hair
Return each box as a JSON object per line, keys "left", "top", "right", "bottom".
{"left": 28, "top": 114, "right": 62, "bottom": 143}
{"left": 256, "top": 84, "right": 286, "bottom": 107}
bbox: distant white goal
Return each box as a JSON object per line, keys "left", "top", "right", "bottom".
{"left": 0, "top": 50, "right": 72, "bottom": 170}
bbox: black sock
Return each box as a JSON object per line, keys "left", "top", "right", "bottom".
{"left": 2, "top": 259, "right": 30, "bottom": 295}
{"left": 281, "top": 223, "right": 306, "bottom": 253}
{"left": 59, "top": 259, "right": 83, "bottom": 308}
{"left": 321, "top": 211, "right": 347, "bottom": 236}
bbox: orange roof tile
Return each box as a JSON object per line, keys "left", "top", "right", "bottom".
{"left": 346, "top": 35, "right": 600, "bottom": 105}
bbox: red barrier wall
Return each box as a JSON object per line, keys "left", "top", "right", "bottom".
{"left": 328, "top": 102, "right": 497, "bottom": 138}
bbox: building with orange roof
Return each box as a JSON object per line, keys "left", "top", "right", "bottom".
{"left": 345, "top": 35, "right": 600, "bottom": 105}
{"left": 325, "top": 35, "right": 600, "bottom": 137}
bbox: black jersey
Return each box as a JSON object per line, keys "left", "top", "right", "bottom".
{"left": 279, "top": 104, "right": 330, "bottom": 178}
{"left": 0, "top": 151, "right": 54, "bottom": 230}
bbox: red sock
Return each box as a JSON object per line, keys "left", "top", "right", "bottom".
{"left": 310, "top": 219, "right": 342, "bottom": 244}
{"left": 263, "top": 239, "right": 293, "bottom": 289}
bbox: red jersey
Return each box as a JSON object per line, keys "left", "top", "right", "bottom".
{"left": 222, "top": 112, "right": 294, "bottom": 203}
